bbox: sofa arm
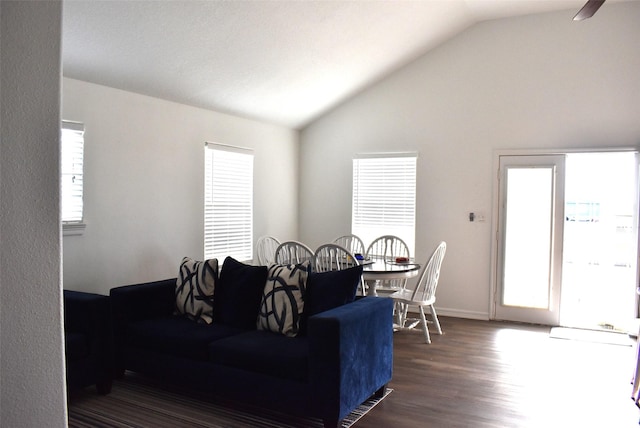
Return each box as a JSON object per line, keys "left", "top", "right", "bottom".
{"left": 64, "top": 290, "right": 111, "bottom": 336}
{"left": 110, "top": 278, "right": 176, "bottom": 324}
{"left": 63, "top": 290, "right": 113, "bottom": 393}
{"left": 110, "top": 278, "right": 176, "bottom": 375}
{"left": 307, "top": 297, "right": 394, "bottom": 425}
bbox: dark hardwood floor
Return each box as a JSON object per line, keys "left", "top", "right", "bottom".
{"left": 360, "top": 317, "right": 639, "bottom": 428}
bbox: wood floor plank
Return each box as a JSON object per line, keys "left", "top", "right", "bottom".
{"left": 69, "top": 317, "right": 639, "bottom": 427}
{"left": 359, "top": 317, "right": 640, "bottom": 427}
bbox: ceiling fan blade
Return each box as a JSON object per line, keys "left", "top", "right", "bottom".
{"left": 573, "top": 0, "right": 605, "bottom": 21}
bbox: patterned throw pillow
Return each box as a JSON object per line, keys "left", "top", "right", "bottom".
{"left": 257, "top": 262, "right": 311, "bottom": 337}
{"left": 175, "top": 257, "right": 218, "bottom": 324}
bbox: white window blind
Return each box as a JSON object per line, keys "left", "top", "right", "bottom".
{"left": 204, "top": 143, "right": 254, "bottom": 261}
{"left": 61, "top": 121, "right": 85, "bottom": 224}
{"left": 352, "top": 154, "right": 417, "bottom": 254}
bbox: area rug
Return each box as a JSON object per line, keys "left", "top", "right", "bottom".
{"left": 549, "top": 327, "right": 634, "bottom": 346}
{"left": 68, "top": 373, "right": 392, "bottom": 428}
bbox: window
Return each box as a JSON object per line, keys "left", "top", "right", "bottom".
{"left": 61, "top": 121, "right": 85, "bottom": 235}
{"left": 204, "top": 143, "right": 254, "bottom": 261}
{"left": 352, "top": 154, "right": 417, "bottom": 254}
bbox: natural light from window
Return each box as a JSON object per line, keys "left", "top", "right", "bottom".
{"left": 352, "top": 154, "right": 416, "bottom": 254}
{"left": 204, "top": 143, "right": 254, "bottom": 261}
{"left": 61, "top": 121, "right": 85, "bottom": 226}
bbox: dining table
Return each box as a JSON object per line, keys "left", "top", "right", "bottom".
{"left": 361, "top": 259, "right": 421, "bottom": 296}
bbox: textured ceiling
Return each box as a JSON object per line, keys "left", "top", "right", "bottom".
{"left": 62, "top": 0, "right": 608, "bottom": 129}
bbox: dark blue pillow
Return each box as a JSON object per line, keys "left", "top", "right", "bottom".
{"left": 213, "top": 257, "right": 268, "bottom": 329}
{"left": 300, "top": 264, "right": 363, "bottom": 334}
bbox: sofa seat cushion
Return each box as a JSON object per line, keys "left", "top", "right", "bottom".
{"left": 65, "top": 332, "right": 89, "bottom": 361}
{"left": 126, "top": 316, "right": 244, "bottom": 361}
{"left": 208, "top": 330, "right": 309, "bottom": 383}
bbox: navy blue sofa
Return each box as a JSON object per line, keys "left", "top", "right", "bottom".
{"left": 64, "top": 290, "right": 113, "bottom": 395}
{"left": 110, "top": 268, "right": 393, "bottom": 428}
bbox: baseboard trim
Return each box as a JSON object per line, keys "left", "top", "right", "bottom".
{"left": 403, "top": 305, "right": 489, "bottom": 321}
{"left": 435, "top": 307, "right": 489, "bottom": 321}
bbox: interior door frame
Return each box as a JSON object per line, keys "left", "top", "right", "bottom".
{"left": 494, "top": 153, "right": 566, "bottom": 325}
{"left": 489, "top": 147, "right": 640, "bottom": 324}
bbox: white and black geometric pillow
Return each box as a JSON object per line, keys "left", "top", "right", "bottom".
{"left": 257, "top": 261, "right": 310, "bottom": 337}
{"left": 175, "top": 257, "right": 218, "bottom": 324}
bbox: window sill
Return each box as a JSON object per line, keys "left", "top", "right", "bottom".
{"left": 63, "top": 222, "right": 86, "bottom": 236}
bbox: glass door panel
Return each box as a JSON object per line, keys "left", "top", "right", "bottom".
{"left": 495, "top": 155, "right": 565, "bottom": 325}
{"left": 560, "top": 152, "right": 639, "bottom": 330}
{"left": 503, "top": 167, "right": 554, "bottom": 309}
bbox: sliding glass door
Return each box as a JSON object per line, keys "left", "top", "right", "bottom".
{"left": 493, "top": 151, "right": 639, "bottom": 328}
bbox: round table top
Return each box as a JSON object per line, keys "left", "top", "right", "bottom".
{"left": 361, "top": 259, "right": 421, "bottom": 275}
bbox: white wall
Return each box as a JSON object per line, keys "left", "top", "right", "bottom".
{"left": 299, "top": 3, "right": 640, "bottom": 319}
{"left": 1, "top": 1, "right": 68, "bottom": 427}
{"left": 62, "top": 78, "right": 299, "bottom": 295}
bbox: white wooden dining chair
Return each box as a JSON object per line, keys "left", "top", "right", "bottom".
{"left": 314, "top": 243, "right": 365, "bottom": 296}
{"left": 333, "top": 234, "right": 365, "bottom": 258}
{"left": 274, "top": 241, "right": 315, "bottom": 265}
{"left": 365, "top": 235, "right": 411, "bottom": 294}
{"left": 390, "top": 241, "right": 446, "bottom": 344}
{"left": 365, "top": 235, "right": 410, "bottom": 261}
{"left": 256, "top": 236, "right": 281, "bottom": 266}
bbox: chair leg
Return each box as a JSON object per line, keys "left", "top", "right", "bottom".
{"left": 401, "top": 303, "right": 409, "bottom": 327}
{"left": 394, "top": 302, "right": 403, "bottom": 326}
{"left": 429, "top": 304, "right": 443, "bottom": 335}
{"left": 398, "top": 302, "right": 409, "bottom": 328}
{"left": 398, "top": 302, "right": 404, "bottom": 326}
{"left": 418, "top": 306, "right": 431, "bottom": 344}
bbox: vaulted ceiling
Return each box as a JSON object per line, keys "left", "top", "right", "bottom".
{"left": 62, "top": 0, "right": 617, "bottom": 129}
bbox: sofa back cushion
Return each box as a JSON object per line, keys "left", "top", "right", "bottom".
{"left": 257, "top": 262, "right": 311, "bottom": 337}
{"left": 175, "top": 257, "right": 218, "bottom": 324}
{"left": 299, "top": 264, "right": 363, "bottom": 334}
{"left": 213, "top": 257, "right": 268, "bottom": 329}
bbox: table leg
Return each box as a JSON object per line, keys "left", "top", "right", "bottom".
{"left": 366, "top": 279, "right": 377, "bottom": 297}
